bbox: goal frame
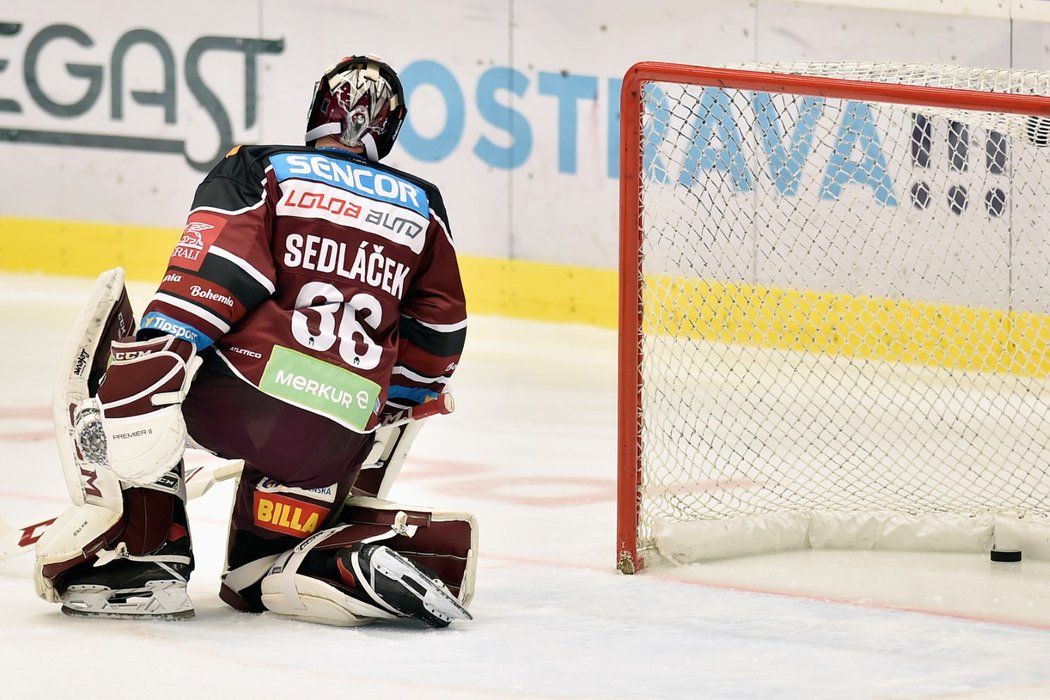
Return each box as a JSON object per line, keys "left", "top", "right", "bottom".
{"left": 616, "top": 61, "right": 1050, "bottom": 574}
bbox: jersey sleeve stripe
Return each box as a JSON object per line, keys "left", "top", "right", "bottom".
{"left": 429, "top": 208, "right": 454, "bottom": 245}
{"left": 392, "top": 364, "right": 451, "bottom": 384}
{"left": 214, "top": 347, "right": 254, "bottom": 384}
{"left": 399, "top": 316, "right": 467, "bottom": 357}
{"left": 181, "top": 256, "right": 272, "bottom": 309}
{"left": 402, "top": 315, "right": 467, "bottom": 333}
{"left": 189, "top": 200, "right": 267, "bottom": 217}
{"left": 209, "top": 245, "right": 277, "bottom": 294}
{"left": 152, "top": 292, "right": 232, "bottom": 333}
{"left": 189, "top": 165, "right": 273, "bottom": 215}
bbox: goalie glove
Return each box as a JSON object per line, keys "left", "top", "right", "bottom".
{"left": 77, "top": 335, "right": 200, "bottom": 485}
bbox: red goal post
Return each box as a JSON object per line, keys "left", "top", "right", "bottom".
{"left": 617, "top": 62, "right": 1050, "bottom": 574}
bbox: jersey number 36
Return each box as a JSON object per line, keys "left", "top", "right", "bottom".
{"left": 291, "top": 282, "right": 382, "bottom": 370}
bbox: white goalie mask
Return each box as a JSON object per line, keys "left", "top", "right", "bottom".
{"left": 305, "top": 55, "right": 407, "bottom": 161}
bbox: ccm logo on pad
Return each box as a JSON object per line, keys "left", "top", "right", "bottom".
{"left": 253, "top": 492, "right": 329, "bottom": 537}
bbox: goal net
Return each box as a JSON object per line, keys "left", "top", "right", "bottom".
{"left": 618, "top": 62, "right": 1050, "bottom": 573}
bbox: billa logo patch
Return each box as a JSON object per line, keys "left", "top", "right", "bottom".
{"left": 253, "top": 491, "right": 329, "bottom": 537}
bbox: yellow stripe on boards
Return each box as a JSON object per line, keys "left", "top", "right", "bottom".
{"left": 0, "top": 216, "right": 620, "bottom": 328}
{"left": 644, "top": 278, "right": 1050, "bottom": 378}
{"left": 1, "top": 216, "right": 1047, "bottom": 377}
{"left": 0, "top": 217, "right": 177, "bottom": 281}
{"left": 458, "top": 255, "right": 617, "bottom": 327}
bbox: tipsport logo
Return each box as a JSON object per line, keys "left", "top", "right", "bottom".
{"left": 140, "top": 312, "right": 209, "bottom": 349}
{"left": 0, "top": 21, "right": 284, "bottom": 171}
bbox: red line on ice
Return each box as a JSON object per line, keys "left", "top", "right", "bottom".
{"left": 482, "top": 553, "right": 1050, "bottom": 632}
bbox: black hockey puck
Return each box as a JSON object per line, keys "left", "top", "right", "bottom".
{"left": 990, "top": 549, "right": 1022, "bottom": 563}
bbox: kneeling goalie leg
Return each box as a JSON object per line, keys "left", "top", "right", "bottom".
{"left": 260, "top": 498, "right": 477, "bottom": 627}
{"left": 35, "top": 268, "right": 198, "bottom": 619}
{"left": 57, "top": 488, "right": 195, "bottom": 620}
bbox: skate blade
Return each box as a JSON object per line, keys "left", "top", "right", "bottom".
{"left": 421, "top": 587, "right": 473, "bottom": 626}
{"left": 61, "top": 605, "right": 195, "bottom": 621}
{"left": 61, "top": 582, "right": 194, "bottom": 620}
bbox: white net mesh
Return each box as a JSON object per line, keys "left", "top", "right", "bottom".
{"left": 632, "top": 62, "right": 1050, "bottom": 564}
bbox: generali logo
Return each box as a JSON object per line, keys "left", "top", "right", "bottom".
{"left": 172, "top": 215, "right": 224, "bottom": 271}
{"left": 178, "top": 222, "right": 213, "bottom": 250}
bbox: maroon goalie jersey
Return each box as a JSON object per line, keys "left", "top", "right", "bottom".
{"left": 141, "top": 145, "right": 466, "bottom": 433}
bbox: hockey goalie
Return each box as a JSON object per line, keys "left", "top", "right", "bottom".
{"left": 33, "top": 56, "right": 476, "bottom": 626}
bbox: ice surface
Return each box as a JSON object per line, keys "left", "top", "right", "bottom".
{"left": 1, "top": 272, "right": 1050, "bottom": 699}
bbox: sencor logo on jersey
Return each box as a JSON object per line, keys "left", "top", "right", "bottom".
{"left": 277, "top": 179, "right": 429, "bottom": 254}
{"left": 173, "top": 213, "right": 226, "bottom": 271}
{"left": 269, "top": 153, "right": 430, "bottom": 218}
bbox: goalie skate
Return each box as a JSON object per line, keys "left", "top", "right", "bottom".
{"left": 60, "top": 537, "right": 194, "bottom": 620}
{"left": 344, "top": 543, "right": 472, "bottom": 628}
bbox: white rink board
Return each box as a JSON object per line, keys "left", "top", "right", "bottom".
{"left": 2, "top": 273, "right": 1050, "bottom": 698}
{"left": 4, "top": 0, "right": 1050, "bottom": 272}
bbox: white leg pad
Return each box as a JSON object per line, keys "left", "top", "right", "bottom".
{"left": 260, "top": 573, "right": 396, "bottom": 627}
{"left": 252, "top": 497, "right": 477, "bottom": 626}
{"left": 259, "top": 525, "right": 397, "bottom": 627}
{"left": 34, "top": 503, "right": 122, "bottom": 602}
{"left": 53, "top": 268, "right": 132, "bottom": 511}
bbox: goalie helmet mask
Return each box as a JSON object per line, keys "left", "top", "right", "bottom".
{"left": 305, "top": 55, "right": 407, "bottom": 162}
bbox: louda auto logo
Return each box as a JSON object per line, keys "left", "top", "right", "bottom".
{"left": 0, "top": 21, "right": 283, "bottom": 170}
